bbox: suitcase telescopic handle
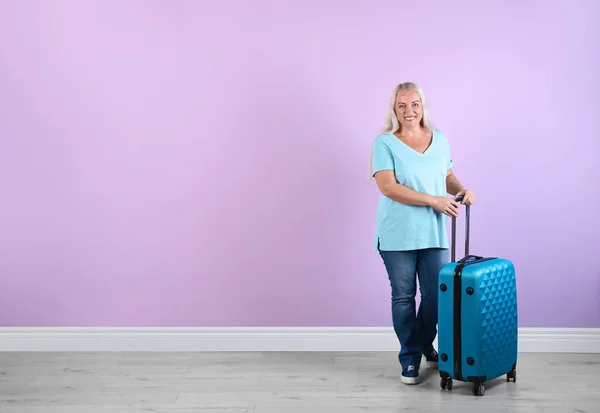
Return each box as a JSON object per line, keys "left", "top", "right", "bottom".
{"left": 451, "top": 195, "right": 481, "bottom": 263}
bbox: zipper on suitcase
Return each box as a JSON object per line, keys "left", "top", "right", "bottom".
{"left": 453, "top": 262, "right": 465, "bottom": 382}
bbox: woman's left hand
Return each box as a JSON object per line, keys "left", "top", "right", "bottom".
{"left": 456, "top": 189, "right": 476, "bottom": 205}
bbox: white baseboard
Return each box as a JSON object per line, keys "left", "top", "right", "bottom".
{"left": 0, "top": 327, "right": 598, "bottom": 353}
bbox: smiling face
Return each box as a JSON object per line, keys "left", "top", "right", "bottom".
{"left": 394, "top": 89, "right": 423, "bottom": 130}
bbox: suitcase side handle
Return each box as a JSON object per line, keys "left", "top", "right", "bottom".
{"left": 451, "top": 195, "right": 470, "bottom": 262}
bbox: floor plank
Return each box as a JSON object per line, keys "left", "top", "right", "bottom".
{"left": 0, "top": 351, "right": 597, "bottom": 412}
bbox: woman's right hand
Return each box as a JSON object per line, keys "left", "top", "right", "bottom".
{"left": 429, "top": 196, "right": 459, "bottom": 217}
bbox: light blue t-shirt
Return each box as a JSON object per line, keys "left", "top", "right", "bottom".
{"left": 372, "top": 129, "right": 453, "bottom": 251}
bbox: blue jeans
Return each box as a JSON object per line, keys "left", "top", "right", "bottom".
{"left": 378, "top": 247, "right": 449, "bottom": 369}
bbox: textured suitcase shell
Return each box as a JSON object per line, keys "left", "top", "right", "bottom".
{"left": 438, "top": 255, "right": 518, "bottom": 395}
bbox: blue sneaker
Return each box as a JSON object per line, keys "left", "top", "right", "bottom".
{"left": 423, "top": 348, "right": 438, "bottom": 365}
{"left": 401, "top": 364, "right": 420, "bottom": 384}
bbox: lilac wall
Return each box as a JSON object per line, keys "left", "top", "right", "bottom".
{"left": 1, "top": 1, "right": 599, "bottom": 328}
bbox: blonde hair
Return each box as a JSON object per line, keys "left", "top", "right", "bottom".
{"left": 369, "top": 82, "right": 436, "bottom": 177}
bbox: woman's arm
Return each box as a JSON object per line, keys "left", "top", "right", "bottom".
{"left": 446, "top": 169, "right": 466, "bottom": 196}
{"left": 374, "top": 170, "right": 460, "bottom": 216}
{"left": 374, "top": 170, "right": 433, "bottom": 206}
{"left": 446, "top": 169, "right": 476, "bottom": 205}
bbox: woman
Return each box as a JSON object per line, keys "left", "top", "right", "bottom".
{"left": 371, "top": 82, "right": 475, "bottom": 384}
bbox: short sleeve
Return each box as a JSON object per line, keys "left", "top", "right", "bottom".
{"left": 445, "top": 138, "right": 453, "bottom": 170}
{"left": 372, "top": 138, "right": 395, "bottom": 176}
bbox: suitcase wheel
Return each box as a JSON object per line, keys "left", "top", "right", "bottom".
{"left": 440, "top": 377, "right": 453, "bottom": 390}
{"left": 506, "top": 369, "right": 517, "bottom": 382}
{"left": 472, "top": 382, "right": 486, "bottom": 396}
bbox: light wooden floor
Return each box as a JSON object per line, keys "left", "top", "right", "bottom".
{"left": 0, "top": 351, "right": 598, "bottom": 412}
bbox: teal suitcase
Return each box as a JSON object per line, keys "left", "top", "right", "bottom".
{"left": 437, "top": 197, "right": 518, "bottom": 396}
